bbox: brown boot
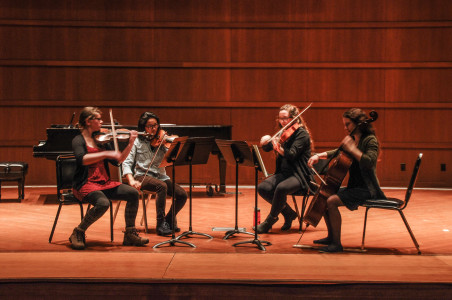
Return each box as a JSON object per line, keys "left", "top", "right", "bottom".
{"left": 69, "top": 227, "right": 86, "bottom": 250}
{"left": 123, "top": 227, "right": 149, "bottom": 246}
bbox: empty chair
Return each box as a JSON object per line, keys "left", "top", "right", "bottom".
{"left": 361, "top": 153, "right": 423, "bottom": 254}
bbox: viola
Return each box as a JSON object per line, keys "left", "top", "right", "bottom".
{"left": 279, "top": 122, "right": 300, "bottom": 144}
{"left": 149, "top": 129, "right": 177, "bottom": 148}
{"left": 94, "top": 128, "right": 148, "bottom": 145}
{"left": 303, "top": 111, "right": 378, "bottom": 228}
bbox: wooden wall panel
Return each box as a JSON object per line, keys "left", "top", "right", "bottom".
{"left": 385, "top": 28, "right": 452, "bottom": 62}
{"left": 232, "top": 29, "right": 307, "bottom": 62}
{"left": 0, "top": 67, "right": 156, "bottom": 102}
{"left": 155, "top": 29, "right": 230, "bottom": 62}
{"left": 231, "top": 69, "right": 308, "bottom": 102}
{"left": 307, "top": 69, "right": 385, "bottom": 102}
{"left": 155, "top": 69, "right": 230, "bottom": 102}
{"left": 0, "top": 0, "right": 155, "bottom": 21}
{"left": 385, "top": 69, "right": 452, "bottom": 103}
{"left": 0, "top": 1, "right": 451, "bottom": 188}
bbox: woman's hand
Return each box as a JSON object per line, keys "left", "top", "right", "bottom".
{"left": 308, "top": 154, "right": 319, "bottom": 168}
{"left": 341, "top": 135, "right": 357, "bottom": 154}
{"left": 128, "top": 130, "right": 138, "bottom": 144}
{"left": 128, "top": 177, "right": 141, "bottom": 190}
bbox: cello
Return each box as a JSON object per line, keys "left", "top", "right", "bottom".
{"left": 303, "top": 110, "right": 378, "bottom": 227}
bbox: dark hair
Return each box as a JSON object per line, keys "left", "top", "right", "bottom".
{"left": 279, "top": 104, "right": 314, "bottom": 152}
{"left": 138, "top": 111, "right": 160, "bottom": 140}
{"left": 343, "top": 108, "right": 375, "bottom": 135}
{"left": 77, "top": 107, "right": 102, "bottom": 129}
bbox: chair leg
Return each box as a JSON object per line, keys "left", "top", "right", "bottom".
{"left": 140, "top": 193, "right": 149, "bottom": 233}
{"left": 299, "top": 194, "right": 309, "bottom": 232}
{"left": 109, "top": 201, "right": 114, "bottom": 242}
{"left": 292, "top": 195, "right": 302, "bottom": 223}
{"left": 113, "top": 200, "right": 122, "bottom": 225}
{"left": 361, "top": 207, "right": 370, "bottom": 250}
{"left": 49, "top": 203, "right": 63, "bottom": 243}
{"left": 79, "top": 202, "right": 84, "bottom": 220}
{"left": 398, "top": 210, "right": 421, "bottom": 254}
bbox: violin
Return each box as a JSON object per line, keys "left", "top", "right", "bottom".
{"left": 149, "top": 129, "right": 177, "bottom": 148}
{"left": 279, "top": 122, "right": 300, "bottom": 144}
{"left": 94, "top": 128, "right": 149, "bottom": 145}
{"left": 303, "top": 111, "right": 378, "bottom": 228}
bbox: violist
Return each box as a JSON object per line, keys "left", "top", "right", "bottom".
{"left": 256, "top": 104, "right": 315, "bottom": 234}
{"left": 307, "top": 108, "right": 386, "bottom": 253}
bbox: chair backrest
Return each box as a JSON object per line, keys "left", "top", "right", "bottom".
{"left": 56, "top": 155, "right": 77, "bottom": 199}
{"left": 403, "top": 153, "right": 423, "bottom": 206}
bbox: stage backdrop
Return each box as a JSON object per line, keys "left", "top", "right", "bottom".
{"left": 0, "top": 0, "right": 451, "bottom": 188}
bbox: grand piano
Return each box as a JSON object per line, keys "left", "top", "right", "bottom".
{"left": 33, "top": 124, "right": 232, "bottom": 194}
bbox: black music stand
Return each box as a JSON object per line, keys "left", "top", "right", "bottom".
{"left": 231, "top": 145, "right": 271, "bottom": 250}
{"left": 153, "top": 137, "right": 195, "bottom": 248}
{"left": 215, "top": 139, "right": 255, "bottom": 241}
{"left": 175, "top": 137, "right": 214, "bottom": 242}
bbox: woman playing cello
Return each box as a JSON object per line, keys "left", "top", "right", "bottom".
{"left": 307, "top": 108, "right": 386, "bottom": 253}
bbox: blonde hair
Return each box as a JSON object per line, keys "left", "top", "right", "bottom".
{"left": 77, "top": 107, "right": 102, "bottom": 128}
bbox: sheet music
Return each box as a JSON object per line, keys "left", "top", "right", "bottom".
{"left": 252, "top": 145, "right": 268, "bottom": 178}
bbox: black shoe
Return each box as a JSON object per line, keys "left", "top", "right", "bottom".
{"left": 255, "top": 215, "right": 279, "bottom": 234}
{"left": 157, "top": 221, "right": 172, "bottom": 236}
{"left": 69, "top": 227, "right": 86, "bottom": 250}
{"left": 165, "top": 214, "right": 181, "bottom": 233}
{"left": 319, "top": 244, "right": 343, "bottom": 253}
{"left": 281, "top": 207, "right": 298, "bottom": 231}
{"left": 313, "top": 237, "right": 332, "bottom": 245}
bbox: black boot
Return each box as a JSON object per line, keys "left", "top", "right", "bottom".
{"left": 156, "top": 218, "right": 172, "bottom": 236}
{"left": 165, "top": 213, "right": 180, "bottom": 233}
{"left": 280, "top": 206, "right": 298, "bottom": 231}
{"left": 255, "top": 214, "right": 279, "bottom": 234}
{"left": 69, "top": 227, "right": 86, "bottom": 250}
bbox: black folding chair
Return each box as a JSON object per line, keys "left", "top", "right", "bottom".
{"left": 49, "top": 155, "right": 84, "bottom": 243}
{"left": 361, "top": 153, "right": 423, "bottom": 254}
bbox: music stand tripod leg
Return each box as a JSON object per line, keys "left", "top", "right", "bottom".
{"left": 232, "top": 165, "right": 271, "bottom": 250}
{"left": 176, "top": 160, "right": 213, "bottom": 240}
{"left": 153, "top": 158, "right": 195, "bottom": 248}
{"left": 223, "top": 160, "right": 254, "bottom": 240}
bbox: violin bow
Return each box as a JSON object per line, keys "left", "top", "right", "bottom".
{"left": 109, "top": 109, "right": 119, "bottom": 152}
{"left": 139, "top": 132, "right": 168, "bottom": 186}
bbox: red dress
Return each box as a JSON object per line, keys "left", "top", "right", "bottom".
{"left": 73, "top": 146, "right": 121, "bottom": 201}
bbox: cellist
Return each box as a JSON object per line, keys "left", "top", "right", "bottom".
{"left": 307, "top": 108, "right": 386, "bottom": 253}
{"left": 256, "top": 104, "right": 315, "bottom": 234}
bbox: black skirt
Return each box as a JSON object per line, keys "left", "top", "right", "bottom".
{"left": 337, "top": 187, "right": 371, "bottom": 211}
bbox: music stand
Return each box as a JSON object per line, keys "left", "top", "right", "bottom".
{"left": 153, "top": 136, "right": 195, "bottom": 248}
{"left": 231, "top": 145, "right": 271, "bottom": 250}
{"left": 215, "top": 139, "right": 255, "bottom": 241}
{"left": 175, "top": 137, "right": 214, "bottom": 242}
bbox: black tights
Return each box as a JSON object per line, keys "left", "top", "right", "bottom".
{"left": 79, "top": 184, "right": 140, "bottom": 231}
{"left": 323, "top": 195, "right": 344, "bottom": 246}
{"left": 257, "top": 174, "right": 303, "bottom": 218}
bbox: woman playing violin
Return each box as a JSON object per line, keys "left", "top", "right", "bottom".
{"left": 256, "top": 104, "right": 314, "bottom": 234}
{"left": 70, "top": 107, "right": 149, "bottom": 250}
{"left": 122, "top": 112, "right": 187, "bottom": 236}
{"left": 307, "top": 108, "right": 386, "bottom": 253}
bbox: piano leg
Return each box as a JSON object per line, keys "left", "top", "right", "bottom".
{"left": 218, "top": 154, "right": 227, "bottom": 194}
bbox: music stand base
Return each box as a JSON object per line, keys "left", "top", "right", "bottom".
{"left": 233, "top": 239, "right": 271, "bottom": 251}
{"left": 176, "top": 230, "right": 213, "bottom": 240}
{"left": 223, "top": 229, "right": 255, "bottom": 240}
{"left": 153, "top": 238, "right": 196, "bottom": 248}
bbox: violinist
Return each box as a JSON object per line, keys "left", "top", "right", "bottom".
{"left": 307, "top": 108, "right": 386, "bottom": 253}
{"left": 70, "top": 107, "right": 149, "bottom": 250}
{"left": 122, "top": 112, "right": 187, "bottom": 236}
{"left": 256, "top": 104, "right": 314, "bottom": 234}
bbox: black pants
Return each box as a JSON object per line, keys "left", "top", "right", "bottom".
{"left": 136, "top": 176, "right": 187, "bottom": 221}
{"left": 257, "top": 173, "right": 304, "bottom": 217}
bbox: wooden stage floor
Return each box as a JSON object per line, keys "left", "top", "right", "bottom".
{"left": 0, "top": 186, "right": 451, "bottom": 298}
